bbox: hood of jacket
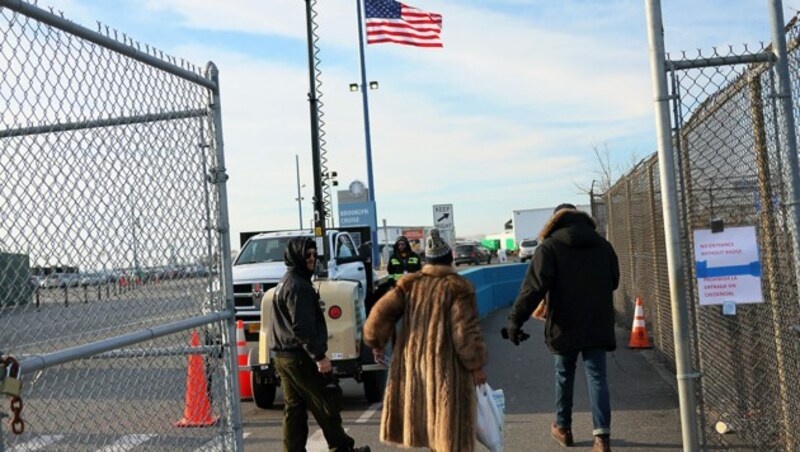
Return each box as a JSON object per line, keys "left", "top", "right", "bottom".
{"left": 538, "top": 209, "right": 599, "bottom": 248}
{"left": 393, "top": 236, "right": 412, "bottom": 256}
{"left": 283, "top": 237, "right": 316, "bottom": 279}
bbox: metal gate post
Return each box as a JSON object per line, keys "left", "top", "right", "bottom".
{"left": 0, "top": 350, "right": 4, "bottom": 452}
{"left": 644, "top": 1, "right": 700, "bottom": 450}
{"left": 768, "top": 0, "right": 800, "bottom": 308}
{"left": 207, "top": 62, "right": 244, "bottom": 452}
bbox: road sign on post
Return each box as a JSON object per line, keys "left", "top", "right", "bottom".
{"left": 432, "top": 204, "right": 454, "bottom": 229}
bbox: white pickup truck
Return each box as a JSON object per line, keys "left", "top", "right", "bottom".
{"left": 232, "top": 229, "right": 388, "bottom": 408}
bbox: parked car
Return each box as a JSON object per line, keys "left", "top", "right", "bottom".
{"left": 518, "top": 238, "right": 539, "bottom": 262}
{"left": 41, "top": 273, "right": 63, "bottom": 288}
{"left": 30, "top": 275, "right": 45, "bottom": 289}
{"left": 41, "top": 273, "right": 80, "bottom": 288}
{"left": 61, "top": 273, "right": 81, "bottom": 288}
{"left": 454, "top": 244, "right": 492, "bottom": 266}
{"left": 79, "top": 272, "right": 109, "bottom": 286}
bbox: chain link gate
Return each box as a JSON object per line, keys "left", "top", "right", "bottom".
{"left": 666, "top": 30, "right": 800, "bottom": 449}
{"left": 0, "top": 1, "right": 242, "bottom": 450}
{"left": 601, "top": 8, "right": 800, "bottom": 450}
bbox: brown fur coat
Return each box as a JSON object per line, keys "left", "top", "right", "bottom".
{"left": 364, "top": 264, "right": 487, "bottom": 452}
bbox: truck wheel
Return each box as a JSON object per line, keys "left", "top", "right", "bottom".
{"left": 251, "top": 368, "right": 277, "bottom": 409}
{"left": 362, "top": 370, "right": 386, "bottom": 403}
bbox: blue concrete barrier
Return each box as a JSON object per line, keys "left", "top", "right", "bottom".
{"left": 459, "top": 263, "right": 528, "bottom": 318}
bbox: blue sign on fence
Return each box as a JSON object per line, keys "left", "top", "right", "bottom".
{"left": 338, "top": 201, "right": 376, "bottom": 229}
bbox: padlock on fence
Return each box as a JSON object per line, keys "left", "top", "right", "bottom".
{"left": 2, "top": 358, "right": 22, "bottom": 398}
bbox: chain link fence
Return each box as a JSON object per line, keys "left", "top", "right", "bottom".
{"left": 595, "top": 15, "right": 800, "bottom": 451}
{"left": 0, "top": 1, "right": 241, "bottom": 450}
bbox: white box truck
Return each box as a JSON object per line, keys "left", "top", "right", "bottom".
{"left": 512, "top": 204, "right": 592, "bottom": 249}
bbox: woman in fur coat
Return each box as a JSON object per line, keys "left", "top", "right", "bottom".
{"left": 364, "top": 229, "right": 488, "bottom": 452}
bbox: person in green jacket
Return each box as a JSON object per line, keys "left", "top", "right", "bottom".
{"left": 386, "top": 236, "right": 422, "bottom": 281}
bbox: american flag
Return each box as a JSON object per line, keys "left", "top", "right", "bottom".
{"left": 365, "top": 0, "right": 443, "bottom": 48}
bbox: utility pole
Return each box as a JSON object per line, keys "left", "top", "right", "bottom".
{"left": 304, "top": 0, "right": 327, "bottom": 271}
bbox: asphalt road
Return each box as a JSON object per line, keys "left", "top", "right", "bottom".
{"left": 3, "top": 263, "right": 684, "bottom": 451}
{"left": 240, "top": 306, "right": 684, "bottom": 451}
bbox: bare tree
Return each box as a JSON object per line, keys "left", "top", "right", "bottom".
{"left": 575, "top": 140, "right": 640, "bottom": 195}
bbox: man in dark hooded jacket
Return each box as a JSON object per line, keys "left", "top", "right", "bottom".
{"left": 505, "top": 204, "right": 619, "bottom": 452}
{"left": 270, "top": 237, "right": 370, "bottom": 452}
{"left": 386, "top": 236, "right": 422, "bottom": 281}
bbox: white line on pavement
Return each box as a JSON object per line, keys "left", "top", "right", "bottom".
{"left": 10, "top": 435, "right": 64, "bottom": 451}
{"left": 306, "top": 403, "right": 381, "bottom": 450}
{"left": 195, "top": 432, "right": 251, "bottom": 452}
{"left": 95, "top": 434, "right": 155, "bottom": 452}
{"left": 306, "top": 428, "right": 333, "bottom": 452}
{"left": 356, "top": 403, "right": 382, "bottom": 423}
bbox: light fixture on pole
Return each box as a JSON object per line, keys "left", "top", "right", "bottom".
{"left": 349, "top": 81, "right": 380, "bottom": 92}
{"left": 323, "top": 170, "right": 338, "bottom": 227}
{"left": 323, "top": 170, "right": 338, "bottom": 187}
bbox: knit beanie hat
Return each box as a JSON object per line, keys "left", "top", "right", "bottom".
{"left": 425, "top": 228, "right": 452, "bottom": 259}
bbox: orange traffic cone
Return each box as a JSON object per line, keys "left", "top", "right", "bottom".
{"left": 175, "top": 331, "right": 218, "bottom": 427}
{"left": 236, "top": 320, "right": 252, "bottom": 400}
{"left": 628, "top": 297, "right": 653, "bottom": 349}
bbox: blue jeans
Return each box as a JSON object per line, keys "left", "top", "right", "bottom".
{"left": 554, "top": 348, "right": 611, "bottom": 436}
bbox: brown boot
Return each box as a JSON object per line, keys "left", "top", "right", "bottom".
{"left": 551, "top": 423, "right": 574, "bottom": 447}
{"left": 592, "top": 434, "right": 611, "bottom": 452}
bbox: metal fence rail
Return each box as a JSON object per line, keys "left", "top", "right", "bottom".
{"left": 597, "top": 12, "right": 800, "bottom": 451}
{"left": 0, "top": 1, "right": 240, "bottom": 450}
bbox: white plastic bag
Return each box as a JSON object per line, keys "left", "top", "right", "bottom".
{"left": 491, "top": 387, "right": 505, "bottom": 425}
{"left": 476, "top": 383, "right": 504, "bottom": 452}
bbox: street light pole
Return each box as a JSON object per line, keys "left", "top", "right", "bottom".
{"left": 295, "top": 154, "right": 303, "bottom": 229}
{"left": 355, "top": 0, "right": 380, "bottom": 269}
{"left": 382, "top": 218, "right": 389, "bottom": 268}
{"left": 132, "top": 215, "right": 139, "bottom": 272}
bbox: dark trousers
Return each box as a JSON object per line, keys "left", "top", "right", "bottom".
{"left": 274, "top": 354, "right": 355, "bottom": 452}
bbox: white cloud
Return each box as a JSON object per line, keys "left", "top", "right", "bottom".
{"left": 31, "top": 0, "right": 799, "bottom": 240}
{"left": 136, "top": 1, "right": 681, "bottom": 237}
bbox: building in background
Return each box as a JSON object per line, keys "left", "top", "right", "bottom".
{"left": 1, "top": 252, "right": 33, "bottom": 308}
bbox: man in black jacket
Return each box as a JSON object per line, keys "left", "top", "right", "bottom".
{"left": 505, "top": 204, "right": 619, "bottom": 452}
{"left": 270, "top": 237, "right": 370, "bottom": 452}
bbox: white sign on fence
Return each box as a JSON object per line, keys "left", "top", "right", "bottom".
{"left": 693, "top": 226, "right": 763, "bottom": 306}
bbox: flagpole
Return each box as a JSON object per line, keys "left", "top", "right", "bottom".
{"left": 356, "top": 0, "right": 381, "bottom": 270}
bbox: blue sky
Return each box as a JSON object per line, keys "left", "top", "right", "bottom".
{"left": 43, "top": 0, "right": 799, "bottom": 245}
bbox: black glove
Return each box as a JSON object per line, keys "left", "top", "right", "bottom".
{"left": 507, "top": 323, "right": 523, "bottom": 346}
{"left": 501, "top": 322, "right": 529, "bottom": 345}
